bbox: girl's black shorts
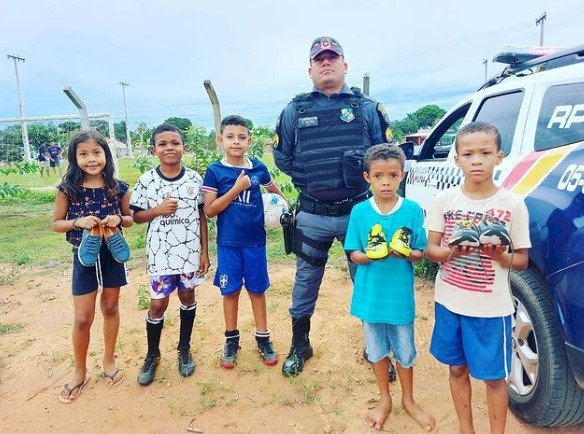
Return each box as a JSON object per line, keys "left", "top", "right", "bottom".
{"left": 71, "top": 242, "right": 128, "bottom": 296}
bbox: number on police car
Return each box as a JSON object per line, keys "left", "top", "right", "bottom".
{"left": 557, "top": 164, "right": 584, "bottom": 192}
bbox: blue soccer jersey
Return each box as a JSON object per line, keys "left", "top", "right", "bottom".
{"left": 202, "top": 158, "right": 273, "bottom": 247}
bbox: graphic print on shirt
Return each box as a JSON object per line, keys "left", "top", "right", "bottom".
{"left": 441, "top": 208, "right": 511, "bottom": 293}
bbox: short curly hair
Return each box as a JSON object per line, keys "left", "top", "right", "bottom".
{"left": 364, "top": 143, "right": 406, "bottom": 172}
{"left": 455, "top": 121, "right": 501, "bottom": 152}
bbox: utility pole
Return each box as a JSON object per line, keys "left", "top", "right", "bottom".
{"left": 7, "top": 54, "right": 31, "bottom": 161}
{"left": 362, "top": 73, "right": 370, "bottom": 96}
{"left": 119, "top": 81, "right": 133, "bottom": 157}
{"left": 483, "top": 59, "right": 488, "bottom": 82}
{"left": 536, "top": 12, "right": 547, "bottom": 46}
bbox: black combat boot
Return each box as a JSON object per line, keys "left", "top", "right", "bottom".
{"left": 282, "top": 316, "right": 313, "bottom": 377}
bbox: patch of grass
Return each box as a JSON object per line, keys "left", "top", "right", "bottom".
{"left": 137, "top": 286, "right": 150, "bottom": 310}
{"left": 132, "top": 231, "right": 147, "bottom": 250}
{"left": 290, "top": 378, "right": 321, "bottom": 404}
{"left": 196, "top": 382, "right": 213, "bottom": 395}
{"left": 15, "top": 252, "right": 30, "bottom": 265}
{"left": 38, "top": 289, "right": 57, "bottom": 302}
{"left": 0, "top": 267, "right": 21, "bottom": 286}
{"left": 414, "top": 259, "right": 438, "bottom": 279}
{"left": 0, "top": 323, "right": 25, "bottom": 334}
{"left": 199, "top": 396, "right": 217, "bottom": 409}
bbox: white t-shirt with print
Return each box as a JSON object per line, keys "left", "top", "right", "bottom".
{"left": 425, "top": 186, "right": 531, "bottom": 317}
{"left": 130, "top": 166, "right": 204, "bottom": 278}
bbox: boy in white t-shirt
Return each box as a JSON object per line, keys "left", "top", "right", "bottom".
{"left": 130, "top": 124, "right": 210, "bottom": 386}
{"left": 425, "top": 122, "right": 531, "bottom": 434}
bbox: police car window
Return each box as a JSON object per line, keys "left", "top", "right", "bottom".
{"left": 473, "top": 90, "right": 524, "bottom": 156}
{"left": 419, "top": 103, "right": 470, "bottom": 160}
{"left": 536, "top": 82, "right": 584, "bottom": 151}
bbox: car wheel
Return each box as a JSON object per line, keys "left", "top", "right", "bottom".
{"left": 508, "top": 268, "right": 584, "bottom": 426}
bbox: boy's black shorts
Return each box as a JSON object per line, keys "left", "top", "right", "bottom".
{"left": 72, "top": 243, "right": 128, "bottom": 296}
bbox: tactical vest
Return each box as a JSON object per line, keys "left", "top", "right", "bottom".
{"left": 292, "top": 89, "right": 366, "bottom": 193}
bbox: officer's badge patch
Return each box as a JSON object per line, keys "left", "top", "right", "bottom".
{"left": 272, "top": 133, "right": 279, "bottom": 148}
{"left": 340, "top": 108, "right": 355, "bottom": 123}
{"left": 385, "top": 127, "right": 393, "bottom": 142}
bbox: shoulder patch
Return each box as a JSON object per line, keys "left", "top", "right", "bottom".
{"left": 377, "top": 103, "right": 389, "bottom": 123}
{"left": 376, "top": 103, "right": 392, "bottom": 142}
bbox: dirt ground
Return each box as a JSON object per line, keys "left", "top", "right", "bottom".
{"left": 0, "top": 259, "right": 581, "bottom": 434}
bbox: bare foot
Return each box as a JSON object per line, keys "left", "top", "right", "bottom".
{"left": 402, "top": 399, "right": 436, "bottom": 431}
{"left": 366, "top": 397, "right": 392, "bottom": 431}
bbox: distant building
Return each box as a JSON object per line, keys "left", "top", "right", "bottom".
{"left": 405, "top": 128, "right": 432, "bottom": 146}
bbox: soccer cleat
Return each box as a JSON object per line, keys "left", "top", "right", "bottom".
{"left": 137, "top": 355, "right": 160, "bottom": 386}
{"left": 478, "top": 215, "right": 511, "bottom": 246}
{"left": 257, "top": 338, "right": 279, "bottom": 366}
{"left": 448, "top": 220, "right": 480, "bottom": 247}
{"left": 220, "top": 337, "right": 240, "bottom": 369}
{"left": 78, "top": 225, "right": 103, "bottom": 267}
{"left": 178, "top": 350, "right": 196, "bottom": 377}
{"left": 366, "top": 224, "right": 389, "bottom": 260}
{"left": 103, "top": 226, "right": 131, "bottom": 263}
{"left": 388, "top": 226, "right": 412, "bottom": 257}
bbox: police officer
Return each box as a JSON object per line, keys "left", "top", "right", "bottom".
{"left": 274, "top": 36, "right": 392, "bottom": 377}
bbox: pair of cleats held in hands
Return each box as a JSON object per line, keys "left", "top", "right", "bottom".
{"left": 78, "top": 224, "right": 130, "bottom": 267}
{"left": 366, "top": 225, "right": 413, "bottom": 260}
{"left": 448, "top": 216, "right": 511, "bottom": 250}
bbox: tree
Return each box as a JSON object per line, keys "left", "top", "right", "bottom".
{"left": 413, "top": 105, "right": 446, "bottom": 129}
{"left": 89, "top": 120, "right": 110, "bottom": 137}
{"left": 114, "top": 121, "right": 127, "bottom": 142}
{"left": 131, "top": 122, "right": 152, "bottom": 150}
{"left": 28, "top": 123, "right": 58, "bottom": 146}
{"left": 163, "top": 117, "right": 192, "bottom": 132}
{"left": 58, "top": 121, "right": 81, "bottom": 134}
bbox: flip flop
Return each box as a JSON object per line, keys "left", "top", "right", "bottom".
{"left": 59, "top": 374, "right": 91, "bottom": 404}
{"left": 104, "top": 368, "right": 125, "bottom": 388}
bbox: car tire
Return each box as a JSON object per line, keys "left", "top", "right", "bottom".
{"left": 508, "top": 268, "right": 584, "bottom": 426}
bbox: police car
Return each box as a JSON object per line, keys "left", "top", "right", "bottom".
{"left": 402, "top": 44, "right": 584, "bottom": 427}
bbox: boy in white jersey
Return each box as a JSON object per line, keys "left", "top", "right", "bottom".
{"left": 202, "top": 115, "right": 285, "bottom": 369}
{"left": 130, "top": 124, "right": 210, "bottom": 386}
{"left": 425, "top": 122, "right": 531, "bottom": 434}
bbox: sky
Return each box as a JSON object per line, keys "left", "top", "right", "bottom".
{"left": 1, "top": 0, "right": 583, "bottom": 130}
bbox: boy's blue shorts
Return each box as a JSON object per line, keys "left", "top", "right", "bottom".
{"left": 214, "top": 245, "right": 269, "bottom": 296}
{"left": 363, "top": 321, "right": 417, "bottom": 367}
{"left": 72, "top": 243, "right": 128, "bottom": 296}
{"left": 430, "top": 302, "right": 512, "bottom": 381}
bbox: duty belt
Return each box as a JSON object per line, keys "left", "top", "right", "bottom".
{"left": 298, "top": 191, "right": 371, "bottom": 216}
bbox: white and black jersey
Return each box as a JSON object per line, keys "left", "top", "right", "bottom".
{"left": 130, "top": 166, "right": 204, "bottom": 277}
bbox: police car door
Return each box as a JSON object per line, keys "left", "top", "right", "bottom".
{"left": 405, "top": 102, "right": 471, "bottom": 212}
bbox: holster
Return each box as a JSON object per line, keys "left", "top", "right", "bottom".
{"left": 280, "top": 211, "right": 296, "bottom": 255}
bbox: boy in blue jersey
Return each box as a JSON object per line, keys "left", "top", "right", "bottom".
{"left": 202, "top": 115, "right": 286, "bottom": 369}
{"left": 344, "top": 144, "right": 436, "bottom": 432}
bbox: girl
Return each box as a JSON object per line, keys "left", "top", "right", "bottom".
{"left": 52, "top": 130, "right": 133, "bottom": 403}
